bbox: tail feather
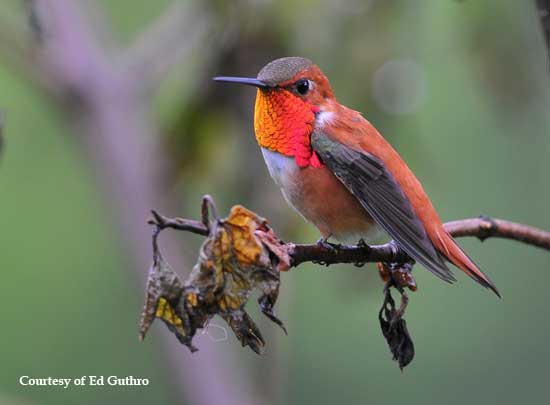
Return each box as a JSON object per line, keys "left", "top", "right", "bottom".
{"left": 433, "top": 231, "right": 500, "bottom": 297}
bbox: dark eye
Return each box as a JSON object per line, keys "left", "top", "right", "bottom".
{"left": 295, "top": 79, "right": 310, "bottom": 95}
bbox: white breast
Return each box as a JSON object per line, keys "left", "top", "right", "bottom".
{"left": 260, "top": 148, "right": 306, "bottom": 219}
{"left": 261, "top": 148, "right": 298, "bottom": 188}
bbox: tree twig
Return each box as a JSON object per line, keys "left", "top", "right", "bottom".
{"left": 150, "top": 203, "right": 550, "bottom": 268}
{"left": 444, "top": 217, "right": 550, "bottom": 249}
{"left": 150, "top": 209, "right": 209, "bottom": 236}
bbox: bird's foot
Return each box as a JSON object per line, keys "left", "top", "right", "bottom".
{"left": 353, "top": 239, "right": 370, "bottom": 266}
{"left": 312, "top": 235, "right": 341, "bottom": 266}
{"left": 315, "top": 235, "right": 341, "bottom": 252}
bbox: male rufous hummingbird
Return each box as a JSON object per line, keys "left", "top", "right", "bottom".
{"left": 214, "top": 57, "right": 498, "bottom": 296}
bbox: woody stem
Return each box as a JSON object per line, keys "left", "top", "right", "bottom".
{"left": 148, "top": 199, "right": 550, "bottom": 269}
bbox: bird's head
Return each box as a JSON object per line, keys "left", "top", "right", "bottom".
{"left": 214, "top": 57, "right": 334, "bottom": 167}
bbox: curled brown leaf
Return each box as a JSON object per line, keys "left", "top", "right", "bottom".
{"left": 140, "top": 205, "right": 288, "bottom": 354}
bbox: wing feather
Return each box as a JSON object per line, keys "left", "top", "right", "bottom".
{"left": 311, "top": 131, "right": 456, "bottom": 282}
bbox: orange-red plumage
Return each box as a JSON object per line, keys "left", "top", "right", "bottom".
{"left": 254, "top": 88, "right": 321, "bottom": 167}
{"left": 215, "top": 57, "right": 498, "bottom": 295}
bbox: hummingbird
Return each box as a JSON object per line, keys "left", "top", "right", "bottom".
{"left": 214, "top": 57, "right": 498, "bottom": 296}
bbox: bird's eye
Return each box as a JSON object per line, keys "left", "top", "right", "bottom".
{"left": 295, "top": 79, "right": 310, "bottom": 95}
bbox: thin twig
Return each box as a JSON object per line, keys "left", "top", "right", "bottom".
{"left": 444, "top": 217, "right": 550, "bottom": 249}
{"left": 149, "top": 210, "right": 209, "bottom": 236}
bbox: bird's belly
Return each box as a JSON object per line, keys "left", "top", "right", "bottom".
{"left": 261, "top": 148, "right": 377, "bottom": 243}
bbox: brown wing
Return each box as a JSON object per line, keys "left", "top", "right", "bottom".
{"left": 311, "top": 131, "right": 456, "bottom": 283}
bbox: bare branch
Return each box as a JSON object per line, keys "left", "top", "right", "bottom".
{"left": 289, "top": 241, "right": 405, "bottom": 268}
{"left": 149, "top": 209, "right": 209, "bottom": 236}
{"left": 444, "top": 217, "right": 550, "bottom": 249}
{"left": 150, "top": 204, "right": 550, "bottom": 269}
{"left": 290, "top": 217, "right": 550, "bottom": 267}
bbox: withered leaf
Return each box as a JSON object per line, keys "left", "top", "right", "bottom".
{"left": 140, "top": 204, "right": 288, "bottom": 354}
{"left": 255, "top": 229, "right": 291, "bottom": 272}
{"left": 377, "top": 262, "right": 417, "bottom": 291}
{"left": 378, "top": 288, "right": 415, "bottom": 370}
{"left": 139, "top": 233, "right": 183, "bottom": 341}
{"left": 155, "top": 297, "right": 198, "bottom": 352}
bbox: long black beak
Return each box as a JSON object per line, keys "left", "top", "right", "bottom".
{"left": 213, "top": 76, "right": 271, "bottom": 88}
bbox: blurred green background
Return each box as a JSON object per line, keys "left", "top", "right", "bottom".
{"left": 0, "top": 0, "right": 549, "bottom": 404}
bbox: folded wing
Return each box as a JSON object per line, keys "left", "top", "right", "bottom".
{"left": 311, "top": 131, "right": 456, "bottom": 283}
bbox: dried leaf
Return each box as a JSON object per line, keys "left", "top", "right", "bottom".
{"left": 140, "top": 204, "right": 288, "bottom": 354}
{"left": 377, "top": 262, "right": 417, "bottom": 291}
{"left": 139, "top": 232, "right": 183, "bottom": 341}
{"left": 255, "top": 229, "right": 291, "bottom": 272}
{"left": 155, "top": 297, "right": 199, "bottom": 351}
{"left": 378, "top": 288, "right": 415, "bottom": 370}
